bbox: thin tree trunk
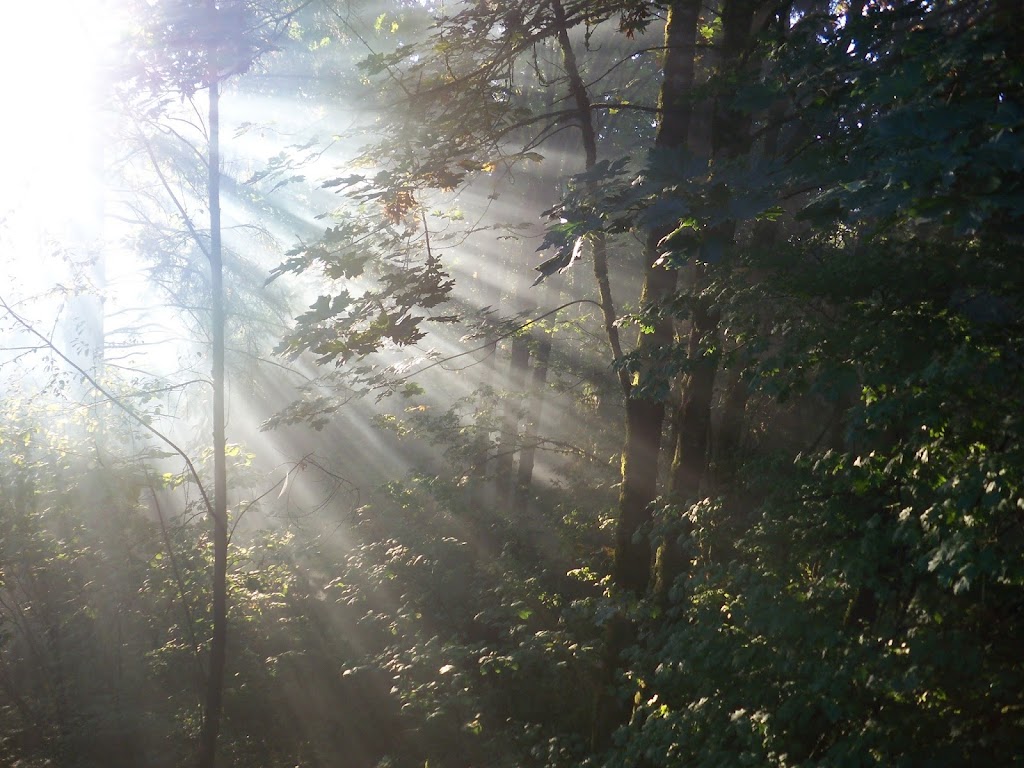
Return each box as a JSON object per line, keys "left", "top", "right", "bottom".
{"left": 197, "top": 23, "right": 229, "bottom": 767}
{"left": 551, "top": 0, "right": 630, "bottom": 398}
{"left": 515, "top": 334, "right": 552, "bottom": 510}
{"left": 496, "top": 334, "right": 531, "bottom": 496}
{"left": 713, "top": 364, "right": 749, "bottom": 490}
{"left": 668, "top": 299, "right": 719, "bottom": 498}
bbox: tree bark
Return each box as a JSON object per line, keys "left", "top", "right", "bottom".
{"left": 669, "top": 298, "right": 719, "bottom": 499}
{"left": 515, "top": 334, "right": 552, "bottom": 510}
{"left": 713, "top": 364, "right": 749, "bottom": 490}
{"left": 591, "top": 0, "right": 702, "bottom": 750}
{"left": 551, "top": 0, "right": 630, "bottom": 398}
{"left": 496, "top": 334, "right": 531, "bottom": 496}
{"left": 652, "top": 0, "right": 762, "bottom": 603}
{"left": 653, "top": 298, "right": 720, "bottom": 602}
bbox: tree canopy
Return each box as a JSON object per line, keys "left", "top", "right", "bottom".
{"left": 0, "top": 0, "right": 1021, "bottom": 766}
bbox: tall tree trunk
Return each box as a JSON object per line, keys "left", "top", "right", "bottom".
{"left": 589, "top": 0, "right": 702, "bottom": 749}
{"left": 617, "top": 0, "right": 701, "bottom": 594}
{"left": 198, "top": 24, "right": 229, "bottom": 767}
{"left": 652, "top": 0, "right": 761, "bottom": 603}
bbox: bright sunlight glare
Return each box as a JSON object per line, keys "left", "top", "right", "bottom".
{"left": 0, "top": 0, "right": 123, "bottom": 286}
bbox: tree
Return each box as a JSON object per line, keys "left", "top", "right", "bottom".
{"left": 593, "top": 0, "right": 1024, "bottom": 763}
{"left": 267, "top": 0, "right": 753, "bottom": 749}
{"left": 277, "top": 0, "right": 1024, "bottom": 763}
{"left": 2, "top": 0, "right": 1017, "bottom": 764}
{"left": 121, "top": 2, "right": 306, "bottom": 763}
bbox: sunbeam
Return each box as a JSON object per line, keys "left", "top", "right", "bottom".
{"left": 0, "top": 1, "right": 1019, "bottom": 766}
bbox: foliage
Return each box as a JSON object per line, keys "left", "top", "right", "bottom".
{"left": 0, "top": 401, "right": 346, "bottom": 767}
{"left": 124, "top": 0, "right": 304, "bottom": 96}
{"left": 320, "top": 469, "right": 606, "bottom": 768}
{"left": 269, "top": 216, "right": 457, "bottom": 366}
{"left": 590, "top": 1, "right": 1024, "bottom": 765}
{"left": 3, "top": 0, "right": 1022, "bottom": 766}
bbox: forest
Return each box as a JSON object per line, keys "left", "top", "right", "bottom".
{"left": 0, "top": 0, "right": 1021, "bottom": 766}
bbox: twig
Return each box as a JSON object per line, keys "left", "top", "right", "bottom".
{"left": 0, "top": 294, "right": 215, "bottom": 520}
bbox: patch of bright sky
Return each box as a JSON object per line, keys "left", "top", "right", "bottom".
{"left": 0, "top": 0, "right": 125, "bottom": 299}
